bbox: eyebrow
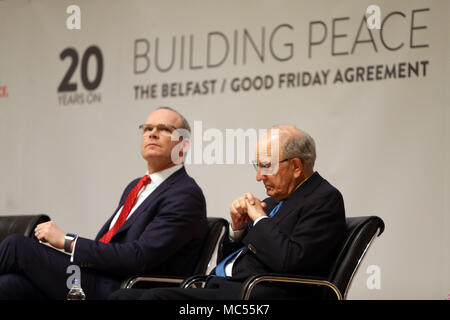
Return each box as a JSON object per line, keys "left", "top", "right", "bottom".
{"left": 144, "top": 123, "right": 178, "bottom": 128}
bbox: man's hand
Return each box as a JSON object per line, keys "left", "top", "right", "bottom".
{"left": 34, "top": 221, "right": 66, "bottom": 250}
{"left": 245, "top": 193, "right": 267, "bottom": 222}
{"left": 230, "top": 196, "right": 250, "bottom": 231}
{"left": 230, "top": 192, "right": 267, "bottom": 230}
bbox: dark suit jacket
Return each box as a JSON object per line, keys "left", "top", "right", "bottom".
{"left": 222, "top": 171, "right": 346, "bottom": 283}
{"left": 73, "top": 166, "right": 207, "bottom": 282}
{"left": 109, "top": 171, "right": 345, "bottom": 300}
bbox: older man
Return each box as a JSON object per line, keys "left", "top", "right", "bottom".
{"left": 111, "top": 125, "right": 346, "bottom": 300}
{"left": 0, "top": 107, "right": 207, "bottom": 299}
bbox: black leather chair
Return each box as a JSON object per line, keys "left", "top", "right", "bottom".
{"left": 121, "top": 217, "right": 229, "bottom": 289}
{"left": 0, "top": 214, "right": 51, "bottom": 243}
{"left": 182, "top": 216, "right": 385, "bottom": 300}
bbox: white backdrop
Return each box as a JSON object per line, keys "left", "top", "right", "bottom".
{"left": 0, "top": 0, "right": 448, "bottom": 299}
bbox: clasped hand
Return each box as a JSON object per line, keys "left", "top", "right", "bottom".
{"left": 229, "top": 192, "right": 267, "bottom": 231}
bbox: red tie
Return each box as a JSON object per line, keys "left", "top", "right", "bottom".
{"left": 99, "top": 175, "right": 151, "bottom": 243}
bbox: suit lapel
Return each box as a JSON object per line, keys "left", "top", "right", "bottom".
{"left": 95, "top": 180, "right": 138, "bottom": 241}
{"left": 117, "top": 167, "right": 186, "bottom": 236}
{"left": 269, "top": 172, "right": 323, "bottom": 224}
{"left": 106, "top": 167, "right": 187, "bottom": 241}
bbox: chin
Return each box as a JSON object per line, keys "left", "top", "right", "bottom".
{"left": 266, "top": 188, "right": 282, "bottom": 200}
{"left": 142, "top": 151, "right": 162, "bottom": 161}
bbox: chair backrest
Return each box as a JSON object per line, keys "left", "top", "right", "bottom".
{"left": 327, "top": 216, "right": 385, "bottom": 299}
{"left": 0, "top": 214, "right": 51, "bottom": 243}
{"left": 192, "top": 217, "right": 228, "bottom": 275}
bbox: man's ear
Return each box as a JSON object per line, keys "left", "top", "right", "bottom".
{"left": 179, "top": 138, "right": 191, "bottom": 157}
{"left": 292, "top": 158, "right": 303, "bottom": 178}
{"left": 170, "top": 129, "right": 191, "bottom": 164}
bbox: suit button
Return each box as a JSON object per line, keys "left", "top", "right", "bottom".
{"left": 247, "top": 244, "right": 257, "bottom": 254}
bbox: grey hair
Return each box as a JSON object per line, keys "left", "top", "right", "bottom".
{"left": 155, "top": 106, "right": 191, "bottom": 133}
{"left": 272, "top": 125, "right": 316, "bottom": 169}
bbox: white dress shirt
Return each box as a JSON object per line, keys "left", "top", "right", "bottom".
{"left": 69, "top": 164, "right": 183, "bottom": 262}
{"left": 107, "top": 164, "right": 183, "bottom": 230}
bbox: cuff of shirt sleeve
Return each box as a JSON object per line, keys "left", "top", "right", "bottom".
{"left": 253, "top": 215, "right": 269, "bottom": 226}
{"left": 228, "top": 224, "right": 245, "bottom": 242}
{"left": 69, "top": 237, "right": 78, "bottom": 263}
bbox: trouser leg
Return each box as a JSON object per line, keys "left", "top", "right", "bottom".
{"left": 133, "top": 277, "right": 242, "bottom": 300}
{"left": 0, "top": 234, "right": 120, "bottom": 299}
{"left": 0, "top": 234, "right": 72, "bottom": 299}
{"left": 0, "top": 273, "right": 47, "bottom": 300}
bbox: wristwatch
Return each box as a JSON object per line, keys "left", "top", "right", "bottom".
{"left": 64, "top": 233, "right": 78, "bottom": 253}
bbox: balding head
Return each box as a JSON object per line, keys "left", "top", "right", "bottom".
{"left": 255, "top": 125, "right": 316, "bottom": 201}
{"left": 271, "top": 125, "right": 316, "bottom": 170}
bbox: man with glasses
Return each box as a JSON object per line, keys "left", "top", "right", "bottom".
{"left": 111, "top": 124, "right": 346, "bottom": 300}
{"left": 0, "top": 107, "right": 207, "bottom": 299}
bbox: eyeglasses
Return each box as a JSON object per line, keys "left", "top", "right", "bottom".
{"left": 251, "top": 157, "right": 294, "bottom": 171}
{"left": 139, "top": 123, "right": 178, "bottom": 137}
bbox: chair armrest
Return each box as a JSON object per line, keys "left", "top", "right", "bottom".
{"left": 181, "top": 275, "right": 210, "bottom": 288}
{"left": 121, "top": 275, "right": 185, "bottom": 289}
{"left": 240, "top": 273, "right": 343, "bottom": 300}
{"left": 0, "top": 214, "right": 50, "bottom": 243}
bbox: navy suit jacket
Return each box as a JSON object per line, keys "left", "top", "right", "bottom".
{"left": 73, "top": 166, "right": 207, "bottom": 280}
{"left": 223, "top": 171, "right": 346, "bottom": 282}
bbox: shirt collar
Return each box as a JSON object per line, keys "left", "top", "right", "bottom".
{"left": 293, "top": 172, "right": 313, "bottom": 192}
{"left": 146, "top": 164, "right": 183, "bottom": 187}
{"left": 279, "top": 171, "right": 314, "bottom": 202}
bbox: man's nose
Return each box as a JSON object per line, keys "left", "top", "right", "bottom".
{"left": 256, "top": 168, "right": 264, "bottom": 181}
{"left": 148, "top": 127, "right": 159, "bottom": 138}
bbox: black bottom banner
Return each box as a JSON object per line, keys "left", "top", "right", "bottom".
{"left": 1, "top": 300, "right": 446, "bottom": 318}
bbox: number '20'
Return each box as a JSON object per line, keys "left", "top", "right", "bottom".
{"left": 58, "top": 46, "right": 103, "bottom": 92}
